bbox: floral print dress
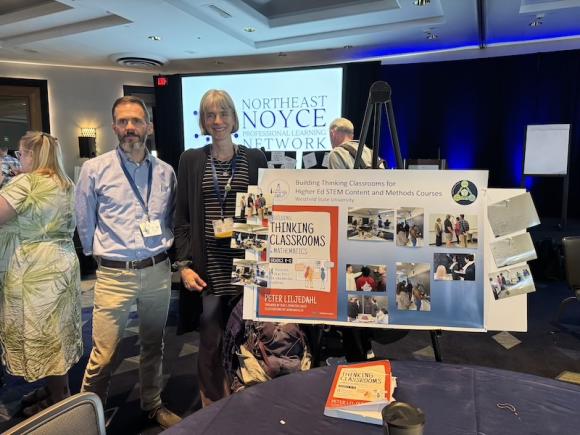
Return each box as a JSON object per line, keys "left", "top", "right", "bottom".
{"left": 0, "top": 173, "right": 82, "bottom": 381}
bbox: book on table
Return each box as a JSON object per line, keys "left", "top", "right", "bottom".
{"left": 324, "top": 360, "right": 396, "bottom": 425}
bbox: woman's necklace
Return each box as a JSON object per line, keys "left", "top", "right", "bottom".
{"left": 213, "top": 158, "right": 232, "bottom": 177}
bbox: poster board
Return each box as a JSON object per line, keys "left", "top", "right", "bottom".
{"left": 243, "top": 169, "right": 501, "bottom": 332}
{"left": 523, "top": 124, "right": 570, "bottom": 175}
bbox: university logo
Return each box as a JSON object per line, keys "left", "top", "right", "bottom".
{"left": 451, "top": 180, "right": 478, "bottom": 205}
{"left": 269, "top": 180, "right": 290, "bottom": 201}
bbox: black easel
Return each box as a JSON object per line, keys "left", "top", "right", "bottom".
{"left": 355, "top": 81, "right": 443, "bottom": 362}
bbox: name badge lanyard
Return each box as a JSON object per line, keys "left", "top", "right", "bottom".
{"left": 117, "top": 148, "right": 153, "bottom": 220}
{"left": 210, "top": 152, "right": 237, "bottom": 221}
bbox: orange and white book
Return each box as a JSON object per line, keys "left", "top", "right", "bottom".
{"left": 324, "top": 360, "right": 396, "bottom": 425}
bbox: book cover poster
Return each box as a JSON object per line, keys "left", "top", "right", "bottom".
{"left": 258, "top": 205, "right": 339, "bottom": 320}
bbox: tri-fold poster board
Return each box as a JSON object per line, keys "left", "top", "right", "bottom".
{"left": 240, "top": 169, "right": 536, "bottom": 333}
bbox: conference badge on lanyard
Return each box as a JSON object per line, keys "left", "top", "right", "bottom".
{"left": 140, "top": 219, "right": 162, "bottom": 238}
{"left": 212, "top": 218, "right": 234, "bottom": 239}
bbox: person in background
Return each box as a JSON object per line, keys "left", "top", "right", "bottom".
{"left": 75, "top": 96, "right": 180, "bottom": 429}
{"left": 0, "top": 132, "right": 82, "bottom": 416}
{"left": 356, "top": 265, "right": 377, "bottom": 291}
{"left": 444, "top": 214, "right": 454, "bottom": 247}
{"left": 328, "top": 117, "right": 384, "bottom": 169}
{"left": 434, "top": 217, "right": 443, "bottom": 246}
{"left": 346, "top": 264, "right": 362, "bottom": 291}
{"left": 173, "top": 89, "right": 267, "bottom": 406}
{"left": 0, "top": 143, "right": 21, "bottom": 188}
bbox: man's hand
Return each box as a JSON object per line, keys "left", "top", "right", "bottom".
{"left": 180, "top": 268, "right": 207, "bottom": 292}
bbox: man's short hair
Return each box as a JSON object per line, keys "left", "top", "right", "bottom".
{"left": 111, "top": 96, "right": 151, "bottom": 122}
{"left": 329, "top": 118, "right": 354, "bottom": 135}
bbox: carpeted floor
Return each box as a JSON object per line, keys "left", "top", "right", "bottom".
{"left": 0, "top": 278, "right": 579, "bottom": 434}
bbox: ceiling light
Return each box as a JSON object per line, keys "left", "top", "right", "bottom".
{"left": 148, "top": 35, "right": 161, "bottom": 41}
{"left": 425, "top": 29, "right": 438, "bottom": 40}
{"left": 529, "top": 14, "right": 544, "bottom": 27}
{"left": 414, "top": 0, "right": 430, "bottom": 5}
{"left": 243, "top": 26, "right": 256, "bottom": 33}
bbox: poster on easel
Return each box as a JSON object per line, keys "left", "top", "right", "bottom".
{"left": 243, "top": 169, "right": 492, "bottom": 332}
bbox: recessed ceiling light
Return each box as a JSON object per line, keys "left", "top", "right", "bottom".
{"left": 529, "top": 14, "right": 544, "bottom": 27}
{"left": 424, "top": 29, "right": 438, "bottom": 40}
{"left": 148, "top": 35, "right": 161, "bottom": 41}
{"left": 243, "top": 26, "right": 256, "bottom": 33}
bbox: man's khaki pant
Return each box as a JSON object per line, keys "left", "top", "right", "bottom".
{"left": 81, "top": 259, "right": 171, "bottom": 411}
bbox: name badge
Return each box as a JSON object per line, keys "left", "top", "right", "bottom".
{"left": 140, "top": 219, "right": 162, "bottom": 238}
{"left": 213, "top": 218, "right": 234, "bottom": 239}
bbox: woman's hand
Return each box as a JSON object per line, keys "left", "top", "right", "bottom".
{"left": 180, "top": 267, "right": 207, "bottom": 292}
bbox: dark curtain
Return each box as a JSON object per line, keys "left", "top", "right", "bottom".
{"left": 377, "top": 49, "right": 580, "bottom": 218}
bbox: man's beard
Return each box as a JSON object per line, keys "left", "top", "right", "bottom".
{"left": 119, "top": 134, "right": 146, "bottom": 152}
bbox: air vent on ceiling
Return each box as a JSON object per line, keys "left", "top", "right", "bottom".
{"left": 114, "top": 55, "right": 166, "bottom": 68}
{"left": 110, "top": 53, "right": 167, "bottom": 69}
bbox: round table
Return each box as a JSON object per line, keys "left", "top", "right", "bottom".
{"left": 163, "top": 360, "right": 580, "bottom": 435}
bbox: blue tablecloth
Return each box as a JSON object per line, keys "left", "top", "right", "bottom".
{"left": 163, "top": 360, "right": 580, "bottom": 435}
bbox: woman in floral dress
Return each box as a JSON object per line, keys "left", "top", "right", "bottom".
{"left": 0, "top": 131, "right": 82, "bottom": 416}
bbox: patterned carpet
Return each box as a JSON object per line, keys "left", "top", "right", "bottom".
{"left": 0, "top": 278, "right": 579, "bottom": 434}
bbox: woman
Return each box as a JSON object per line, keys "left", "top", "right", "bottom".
{"left": 0, "top": 132, "right": 82, "bottom": 416}
{"left": 174, "top": 90, "right": 267, "bottom": 406}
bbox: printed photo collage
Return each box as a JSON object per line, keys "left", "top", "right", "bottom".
{"left": 487, "top": 192, "right": 540, "bottom": 301}
{"left": 230, "top": 185, "right": 272, "bottom": 288}
{"left": 344, "top": 207, "right": 479, "bottom": 324}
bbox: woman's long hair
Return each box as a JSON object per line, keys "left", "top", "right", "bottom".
{"left": 20, "top": 131, "right": 73, "bottom": 190}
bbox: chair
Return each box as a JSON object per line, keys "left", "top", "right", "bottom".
{"left": 4, "top": 392, "right": 106, "bottom": 435}
{"left": 556, "top": 236, "right": 580, "bottom": 323}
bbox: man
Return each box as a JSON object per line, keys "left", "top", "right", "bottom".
{"left": 328, "top": 117, "right": 383, "bottom": 169}
{"left": 459, "top": 214, "right": 470, "bottom": 248}
{"left": 75, "top": 96, "right": 180, "bottom": 428}
{"left": 0, "top": 144, "right": 21, "bottom": 188}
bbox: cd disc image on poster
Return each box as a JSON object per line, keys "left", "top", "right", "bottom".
{"left": 345, "top": 264, "right": 387, "bottom": 292}
{"left": 395, "top": 208, "right": 424, "bottom": 248}
{"left": 430, "top": 213, "right": 478, "bottom": 249}
{"left": 346, "top": 208, "right": 394, "bottom": 241}
{"left": 395, "top": 262, "right": 431, "bottom": 311}
{"left": 346, "top": 294, "right": 388, "bottom": 324}
{"left": 489, "top": 265, "right": 535, "bottom": 300}
{"left": 433, "top": 253, "right": 476, "bottom": 281}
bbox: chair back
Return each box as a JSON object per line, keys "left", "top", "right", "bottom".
{"left": 562, "top": 236, "right": 580, "bottom": 290}
{"left": 4, "top": 392, "right": 106, "bottom": 435}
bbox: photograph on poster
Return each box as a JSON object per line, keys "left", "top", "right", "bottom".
{"left": 231, "top": 259, "right": 269, "bottom": 287}
{"left": 395, "top": 262, "right": 431, "bottom": 311}
{"left": 231, "top": 230, "right": 268, "bottom": 253}
{"left": 489, "top": 265, "right": 535, "bottom": 300}
{"left": 395, "top": 208, "right": 424, "bottom": 247}
{"left": 431, "top": 213, "right": 478, "bottom": 248}
{"left": 490, "top": 232, "right": 537, "bottom": 268}
{"left": 345, "top": 264, "right": 387, "bottom": 292}
{"left": 346, "top": 208, "right": 394, "bottom": 241}
{"left": 433, "top": 253, "right": 476, "bottom": 281}
{"left": 235, "top": 185, "right": 272, "bottom": 225}
{"left": 347, "top": 295, "right": 388, "bottom": 324}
